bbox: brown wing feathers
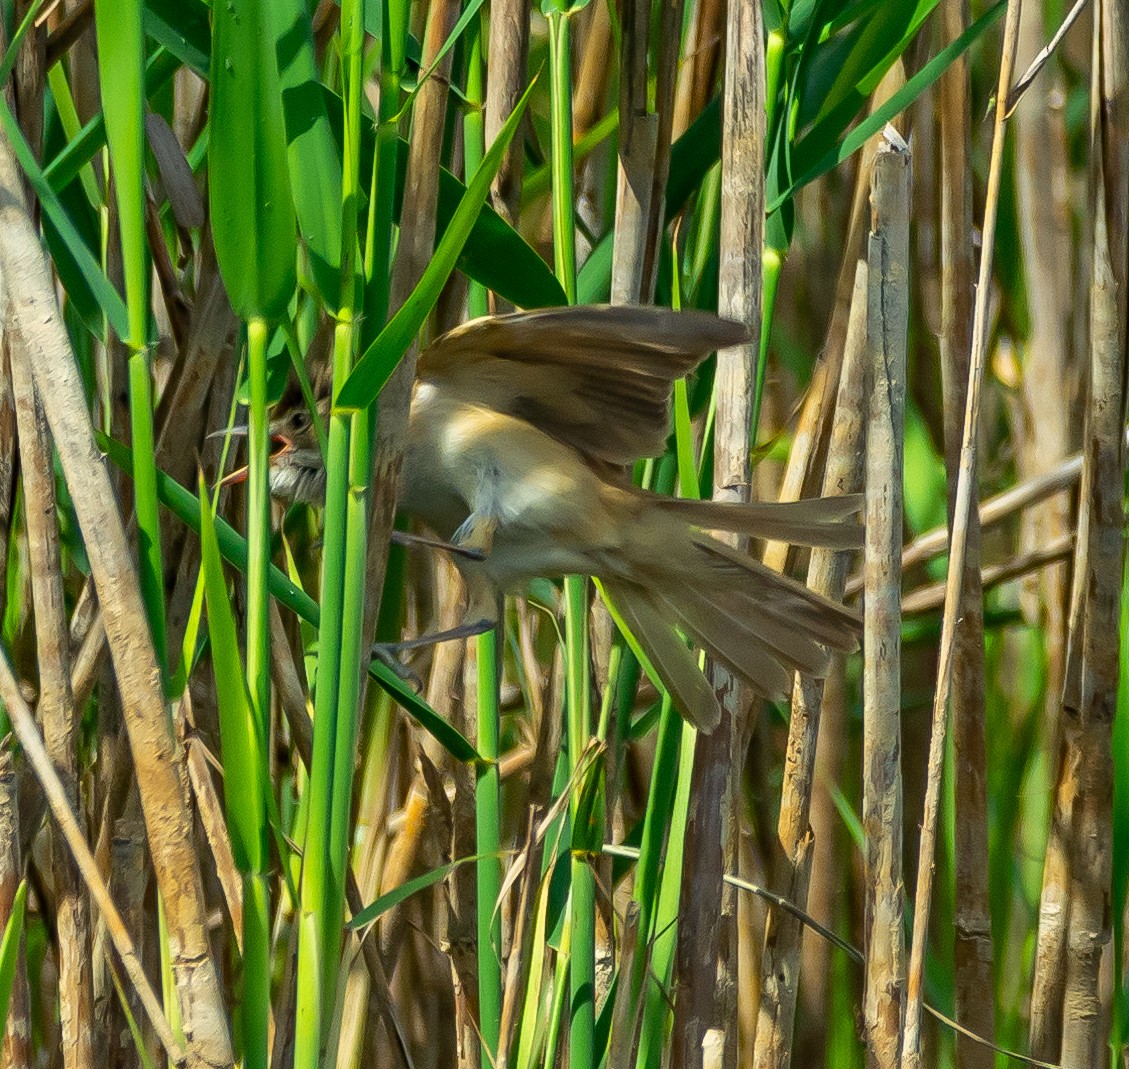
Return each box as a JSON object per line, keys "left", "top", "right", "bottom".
{"left": 418, "top": 305, "right": 749, "bottom": 465}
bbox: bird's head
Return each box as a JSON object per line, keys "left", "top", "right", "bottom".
{"left": 212, "top": 395, "right": 328, "bottom": 506}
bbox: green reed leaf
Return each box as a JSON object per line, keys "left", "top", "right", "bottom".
{"left": 209, "top": 0, "right": 297, "bottom": 320}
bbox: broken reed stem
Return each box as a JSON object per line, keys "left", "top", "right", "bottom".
{"left": 1058, "top": 1, "right": 1129, "bottom": 1063}
{"left": 902, "top": 2, "right": 1024, "bottom": 1062}
{"left": 861, "top": 132, "right": 910, "bottom": 1069}
{"left": 0, "top": 647, "right": 184, "bottom": 1065}
{"left": 901, "top": 535, "right": 1074, "bottom": 616}
{"left": 752, "top": 258, "right": 868, "bottom": 1069}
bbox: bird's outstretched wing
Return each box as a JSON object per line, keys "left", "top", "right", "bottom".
{"left": 417, "top": 305, "right": 748, "bottom": 466}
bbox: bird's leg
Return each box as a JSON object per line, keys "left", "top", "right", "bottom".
{"left": 370, "top": 618, "right": 495, "bottom": 689}
{"left": 375, "top": 618, "right": 494, "bottom": 655}
{"left": 391, "top": 528, "right": 486, "bottom": 561}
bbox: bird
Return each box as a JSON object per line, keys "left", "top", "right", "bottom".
{"left": 219, "top": 304, "right": 862, "bottom": 731}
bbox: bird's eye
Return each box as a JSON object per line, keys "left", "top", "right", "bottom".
{"left": 290, "top": 411, "right": 310, "bottom": 432}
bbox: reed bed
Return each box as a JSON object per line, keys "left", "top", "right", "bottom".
{"left": 0, "top": 1, "right": 1125, "bottom": 1067}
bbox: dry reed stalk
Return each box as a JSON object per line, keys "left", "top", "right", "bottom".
{"left": 0, "top": 341, "right": 14, "bottom": 630}
{"left": 0, "top": 131, "right": 234, "bottom": 1067}
{"left": 361, "top": 0, "right": 459, "bottom": 708}
{"left": 11, "top": 345, "right": 96, "bottom": 1069}
{"left": 937, "top": 2, "right": 995, "bottom": 1063}
{"left": 0, "top": 647, "right": 184, "bottom": 1065}
{"left": 761, "top": 62, "right": 905, "bottom": 575}
{"left": 1015, "top": 15, "right": 1085, "bottom": 1058}
{"left": 0, "top": 749, "right": 31, "bottom": 1069}
{"left": 671, "top": 2, "right": 763, "bottom": 1066}
{"left": 752, "top": 259, "right": 868, "bottom": 1069}
{"left": 861, "top": 132, "right": 911, "bottom": 1069}
{"left": 12, "top": 0, "right": 44, "bottom": 163}
{"left": 1057, "top": 2, "right": 1129, "bottom": 1063}
{"left": 672, "top": 0, "right": 725, "bottom": 138}
{"left": 902, "top": 4, "right": 1023, "bottom": 1063}
{"left": 1013, "top": 22, "right": 1078, "bottom": 1050}
{"left": 610, "top": 0, "right": 682, "bottom": 304}
{"left": 901, "top": 536, "right": 1075, "bottom": 616}
{"left": 484, "top": 0, "right": 529, "bottom": 313}
{"left": 882, "top": 453, "right": 1086, "bottom": 582}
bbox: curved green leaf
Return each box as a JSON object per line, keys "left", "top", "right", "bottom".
{"left": 272, "top": 0, "right": 344, "bottom": 310}
{"left": 209, "top": 0, "right": 297, "bottom": 320}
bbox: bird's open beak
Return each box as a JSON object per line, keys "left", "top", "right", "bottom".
{"left": 210, "top": 425, "right": 294, "bottom": 488}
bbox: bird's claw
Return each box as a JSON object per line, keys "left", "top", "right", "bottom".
{"left": 370, "top": 645, "right": 424, "bottom": 692}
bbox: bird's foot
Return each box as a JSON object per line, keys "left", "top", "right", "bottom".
{"left": 370, "top": 619, "right": 496, "bottom": 689}
{"left": 451, "top": 511, "right": 497, "bottom": 556}
{"left": 370, "top": 646, "right": 424, "bottom": 691}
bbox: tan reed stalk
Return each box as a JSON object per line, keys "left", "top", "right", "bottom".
{"left": 752, "top": 259, "right": 868, "bottom": 1069}
{"left": 902, "top": 2, "right": 1024, "bottom": 1062}
{"left": 671, "top": 2, "right": 763, "bottom": 1066}
{"left": 1015, "top": 0, "right": 1079, "bottom": 1049}
{"left": 10, "top": 345, "right": 95, "bottom": 1069}
{"left": 1057, "top": 1, "right": 1129, "bottom": 1064}
{"left": 0, "top": 750, "right": 30, "bottom": 1069}
{"left": 0, "top": 124, "right": 233, "bottom": 1069}
{"left": 0, "top": 647, "right": 184, "bottom": 1064}
{"left": 862, "top": 131, "right": 911, "bottom": 1069}
{"left": 937, "top": 1, "right": 995, "bottom": 1062}
{"left": 761, "top": 62, "right": 905, "bottom": 575}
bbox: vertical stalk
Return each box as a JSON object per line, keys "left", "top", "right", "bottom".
{"left": 903, "top": 3, "right": 1022, "bottom": 1060}
{"left": 476, "top": 624, "right": 503, "bottom": 1063}
{"left": 95, "top": 0, "right": 166, "bottom": 673}
{"left": 861, "top": 135, "right": 910, "bottom": 1069}
{"left": 547, "top": 11, "right": 595, "bottom": 1064}
{"left": 548, "top": 12, "right": 577, "bottom": 305}
{"left": 246, "top": 316, "right": 272, "bottom": 760}
{"left": 673, "top": 1, "right": 762, "bottom": 1066}
{"left": 937, "top": 0, "right": 995, "bottom": 1064}
{"left": 751, "top": 261, "right": 868, "bottom": 1069}
{"left": 1060, "top": 1, "right": 1128, "bottom": 1064}
{"left": 295, "top": 0, "right": 366, "bottom": 1060}
{"left": 464, "top": 10, "right": 488, "bottom": 320}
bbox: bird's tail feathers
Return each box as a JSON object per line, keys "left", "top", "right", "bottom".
{"left": 606, "top": 531, "right": 861, "bottom": 729}
{"left": 655, "top": 493, "right": 864, "bottom": 549}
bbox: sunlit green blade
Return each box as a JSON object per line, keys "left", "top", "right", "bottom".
{"left": 209, "top": 0, "right": 297, "bottom": 320}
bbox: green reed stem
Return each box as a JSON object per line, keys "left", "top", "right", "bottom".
{"left": 464, "top": 10, "right": 488, "bottom": 319}
{"left": 294, "top": 0, "right": 366, "bottom": 1060}
{"left": 547, "top": 10, "right": 596, "bottom": 1065}
{"left": 476, "top": 625, "right": 503, "bottom": 1061}
{"left": 95, "top": 0, "right": 166, "bottom": 674}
